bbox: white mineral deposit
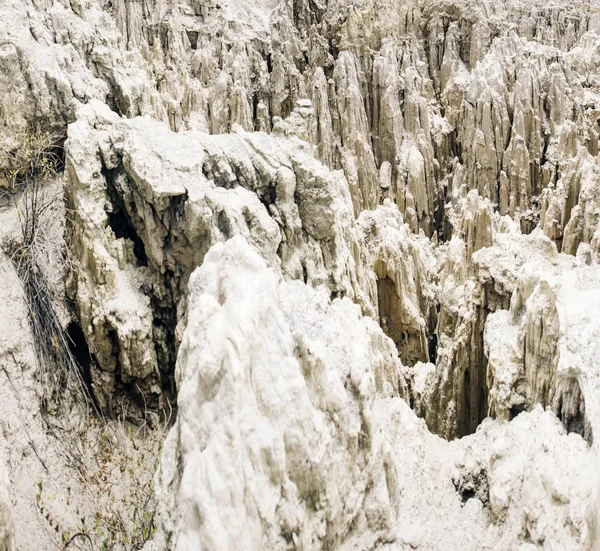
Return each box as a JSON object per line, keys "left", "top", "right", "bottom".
{"left": 1, "top": 0, "right": 600, "bottom": 549}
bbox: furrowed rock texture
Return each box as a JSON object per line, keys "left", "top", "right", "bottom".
{"left": 357, "top": 200, "right": 438, "bottom": 367}
{"left": 420, "top": 188, "right": 598, "bottom": 441}
{"left": 65, "top": 101, "right": 377, "bottom": 413}
{"left": 0, "top": 0, "right": 167, "bottom": 181}
{"left": 426, "top": 201, "right": 600, "bottom": 446}
{"left": 115, "top": 0, "right": 600, "bottom": 236}
{"left": 476, "top": 230, "right": 562, "bottom": 418}
{"left": 4, "top": 0, "right": 600, "bottom": 228}
{"left": 6, "top": 0, "right": 600, "bottom": 433}
{"left": 4, "top": 0, "right": 600, "bottom": 428}
{"left": 4, "top": 0, "right": 600, "bottom": 549}
{"left": 485, "top": 238, "right": 600, "bottom": 446}
{"left": 154, "top": 236, "right": 407, "bottom": 550}
{"left": 418, "top": 190, "right": 500, "bottom": 439}
{"left": 541, "top": 147, "right": 600, "bottom": 255}
{"left": 150, "top": 237, "right": 600, "bottom": 551}
{"left": 115, "top": 0, "right": 600, "bottom": 237}
{"left": 103, "top": 0, "right": 600, "bottom": 237}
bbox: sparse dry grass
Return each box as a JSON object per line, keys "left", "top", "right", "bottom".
{"left": 35, "top": 412, "right": 170, "bottom": 551}
{"left": 1, "top": 132, "right": 97, "bottom": 421}
{"left": 1, "top": 132, "right": 167, "bottom": 551}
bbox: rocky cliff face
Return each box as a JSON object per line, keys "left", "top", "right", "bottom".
{"left": 485, "top": 236, "right": 598, "bottom": 446}
{"left": 64, "top": 99, "right": 378, "bottom": 413}
{"left": 6, "top": 0, "right": 600, "bottom": 216}
{"left": 3, "top": 0, "right": 600, "bottom": 549}
{"left": 155, "top": 237, "right": 405, "bottom": 550}
{"left": 145, "top": 234, "right": 600, "bottom": 551}
{"left": 151, "top": 236, "right": 600, "bottom": 551}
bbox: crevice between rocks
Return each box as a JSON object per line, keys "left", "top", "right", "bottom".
{"left": 396, "top": 274, "right": 592, "bottom": 446}
{"left": 74, "top": 162, "right": 180, "bottom": 421}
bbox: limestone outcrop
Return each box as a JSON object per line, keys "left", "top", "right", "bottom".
{"left": 485, "top": 238, "right": 598, "bottom": 446}
{"left": 0, "top": 0, "right": 166, "bottom": 180}
{"left": 422, "top": 188, "right": 600, "bottom": 441}
{"left": 103, "top": 0, "right": 600, "bottom": 238}
{"left": 541, "top": 148, "right": 600, "bottom": 255}
{"left": 419, "top": 190, "right": 499, "bottom": 438}
{"left": 153, "top": 237, "right": 406, "bottom": 550}
{"left": 357, "top": 200, "right": 437, "bottom": 367}
{"left": 65, "top": 100, "right": 375, "bottom": 413}
{"left": 4, "top": 0, "right": 600, "bottom": 226}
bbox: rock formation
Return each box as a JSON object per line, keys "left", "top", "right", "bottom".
{"left": 420, "top": 190, "right": 497, "bottom": 438}
{"left": 150, "top": 237, "right": 600, "bottom": 551}
{"left": 357, "top": 200, "right": 438, "bottom": 370}
{"left": 2, "top": 0, "right": 600, "bottom": 549}
{"left": 154, "top": 237, "right": 406, "bottom": 550}
{"left": 65, "top": 99, "right": 377, "bottom": 413}
{"left": 485, "top": 236, "right": 598, "bottom": 446}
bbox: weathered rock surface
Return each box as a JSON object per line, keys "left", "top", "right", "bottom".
{"left": 419, "top": 190, "right": 498, "bottom": 438}
{"left": 65, "top": 100, "right": 376, "bottom": 413}
{"left": 151, "top": 237, "right": 600, "bottom": 551}
{"left": 4, "top": 0, "right": 600, "bottom": 224}
{"left": 154, "top": 237, "right": 406, "bottom": 550}
{"left": 541, "top": 148, "right": 600, "bottom": 255}
{"left": 3, "top": 0, "right": 600, "bottom": 549}
{"left": 357, "top": 200, "right": 438, "bottom": 367}
{"left": 0, "top": 461, "right": 15, "bottom": 551}
{"left": 0, "top": 0, "right": 165, "bottom": 178}
{"left": 424, "top": 187, "right": 600, "bottom": 442}
{"left": 485, "top": 236, "right": 600, "bottom": 446}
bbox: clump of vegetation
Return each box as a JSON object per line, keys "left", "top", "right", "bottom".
{"left": 1, "top": 131, "right": 97, "bottom": 420}
{"left": 2, "top": 131, "right": 64, "bottom": 246}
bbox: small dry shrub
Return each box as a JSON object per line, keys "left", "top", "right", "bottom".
{"left": 1, "top": 132, "right": 97, "bottom": 420}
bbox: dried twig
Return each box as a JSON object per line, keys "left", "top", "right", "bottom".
{"left": 62, "top": 531, "right": 94, "bottom": 551}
